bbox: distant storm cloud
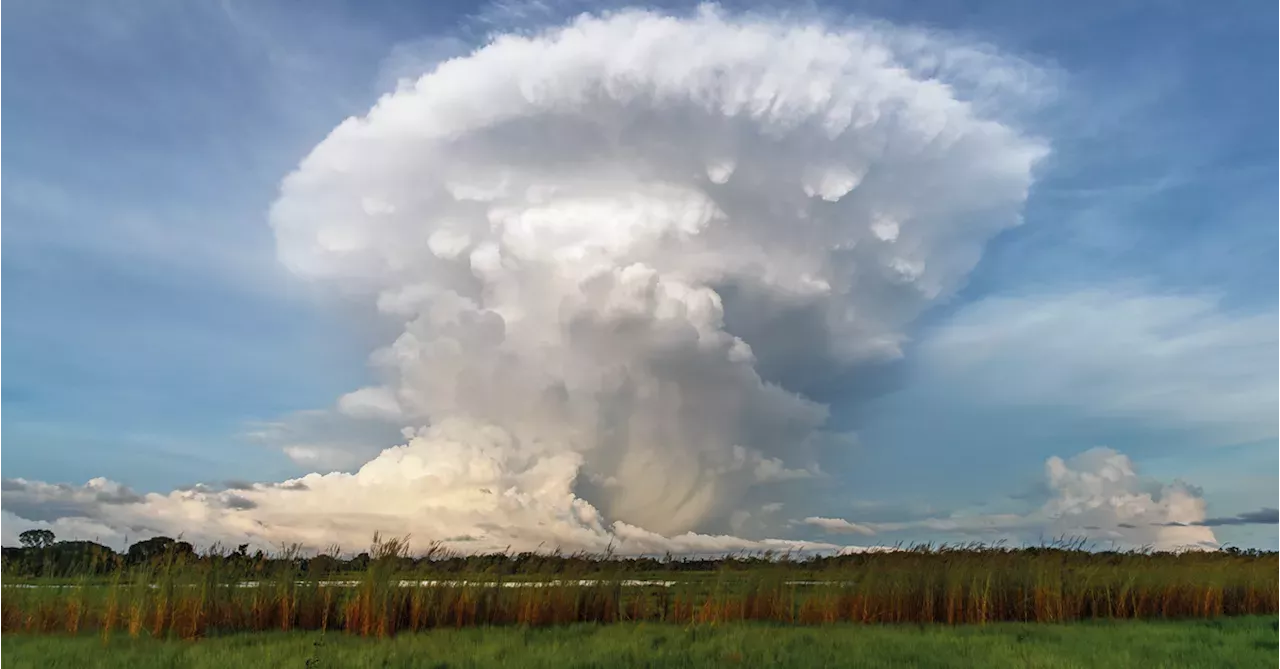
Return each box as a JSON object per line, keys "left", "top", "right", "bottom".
{"left": 2, "top": 7, "right": 1046, "bottom": 554}
{"left": 802, "top": 447, "right": 1220, "bottom": 551}
{"left": 1041, "top": 448, "right": 1216, "bottom": 549}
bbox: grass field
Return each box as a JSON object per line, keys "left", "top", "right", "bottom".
{"left": 5, "top": 541, "right": 1276, "bottom": 667}
{"left": 3, "top": 617, "right": 1276, "bottom": 668}
{"left": 4, "top": 542, "right": 1276, "bottom": 636}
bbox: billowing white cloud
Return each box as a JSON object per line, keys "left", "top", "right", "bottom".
{"left": 267, "top": 6, "right": 1043, "bottom": 536}
{"left": 3, "top": 7, "right": 1045, "bottom": 553}
{"left": 1042, "top": 447, "right": 1215, "bottom": 548}
{"left": 803, "top": 447, "right": 1219, "bottom": 551}
{"left": 919, "top": 289, "right": 1278, "bottom": 443}
{"left": 0, "top": 420, "right": 850, "bottom": 554}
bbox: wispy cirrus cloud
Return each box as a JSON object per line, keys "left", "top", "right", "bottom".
{"left": 918, "top": 289, "right": 1277, "bottom": 445}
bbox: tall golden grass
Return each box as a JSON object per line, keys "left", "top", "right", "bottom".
{"left": 3, "top": 538, "right": 1275, "bottom": 638}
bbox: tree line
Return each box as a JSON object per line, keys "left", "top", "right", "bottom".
{"left": 5, "top": 529, "right": 1274, "bottom": 580}
{"left": 4, "top": 529, "right": 808, "bottom": 579}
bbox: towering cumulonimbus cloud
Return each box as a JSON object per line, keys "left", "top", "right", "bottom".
{"left": 0, "top": 7, "right": 1050, "bottom": 554}
{"left": 269, "top": 6, "right": 1047, "bottom": 538}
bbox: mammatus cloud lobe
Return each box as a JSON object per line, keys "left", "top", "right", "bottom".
{"left": 2, "top": 7, "right": 1045, "bottom": 553}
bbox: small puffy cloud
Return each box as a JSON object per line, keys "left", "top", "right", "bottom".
{"left": 801, "top": 517, "right": 876, "bottom": 536}
{"left": 1041, "top": 448, "right": 1215, "bottom": 549}
{"left": 802, "top": 447, "right": 1219, "bottom": 550}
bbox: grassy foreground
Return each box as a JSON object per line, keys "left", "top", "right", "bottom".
{"left": 3, "top": 618, "right": 1277, "bottom": 668}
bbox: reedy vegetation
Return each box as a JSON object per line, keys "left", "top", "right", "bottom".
{"left": 2, "top": 536, "right": 1275, "bottom": 638}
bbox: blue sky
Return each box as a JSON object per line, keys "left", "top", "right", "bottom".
{"left": 3, "top": 0, "right": 1276, "bottom": 550}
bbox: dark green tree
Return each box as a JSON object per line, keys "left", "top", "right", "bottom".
{"left": 18, "top": 529, "right": 55, "bottom": 549}
{"left": 125, "top": 536, "right": 195, "bottom": 565}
